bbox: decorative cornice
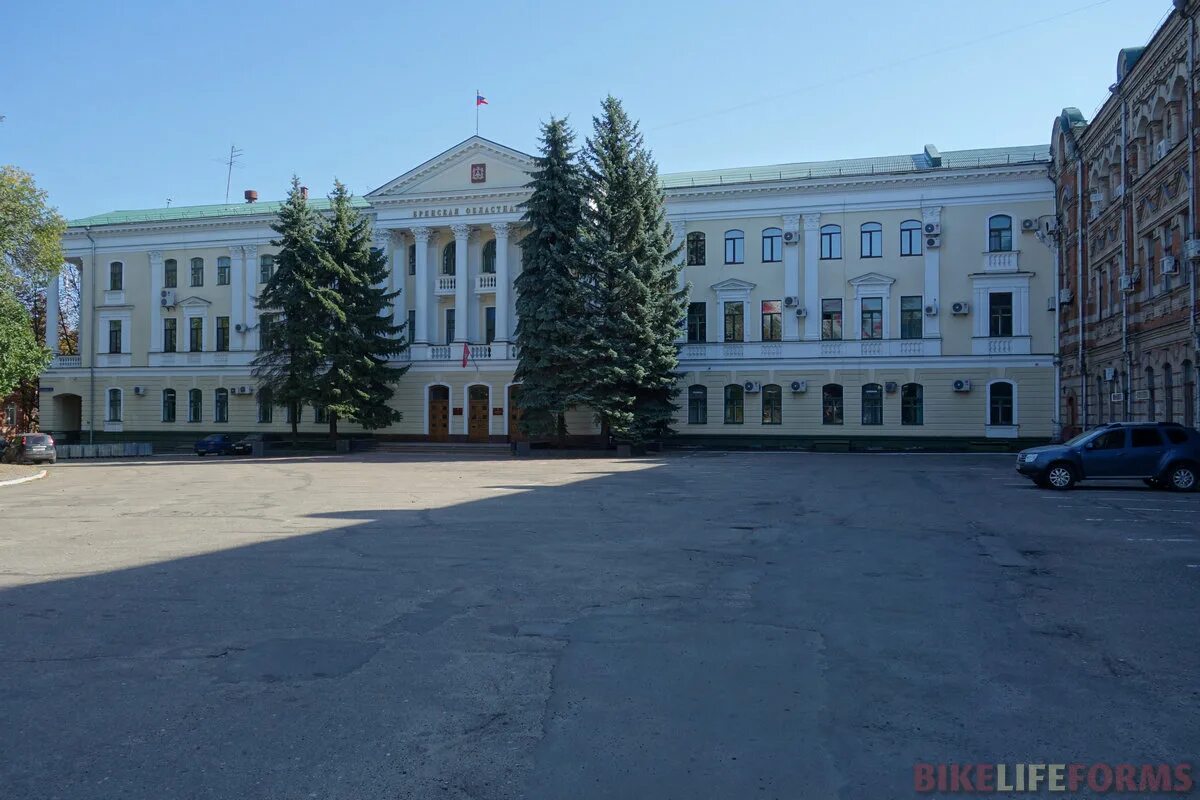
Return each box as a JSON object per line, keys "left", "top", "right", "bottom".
{"left": 491, "top": 221, "right": 510, "bottom": 237}
{"left": 411, "top": 226, "right": 432, "bottom": 243}
{"left": 802, "top": 213, "right": 821, "bottom": 231}
{"left": 368, "top": 138, "right": 535, "bottom": 198}
{"left": 450, "top": 223, "right": 471, "bottom": 239}
{"left": 243, "top": 244, "right": 258, "bottom": 259}
{"left": 922, "top": 206, "right": 942, "bottom": 224}
{"left": 147, "top": 250, "right": 163, "bottom": 263}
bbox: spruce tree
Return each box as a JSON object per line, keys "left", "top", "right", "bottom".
{"left": 576, "top": 96, "right": 685, "bottom": 445}
{"left": 314, "top": 181, "right": 409, "bottom": 441}
{"left": 514, "top": 117, "right": 586, "bottom": 439}
{"left": 253, "top": 178, "right": 327, "bottom": 445}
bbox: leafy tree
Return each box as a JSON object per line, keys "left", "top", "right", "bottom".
{"left": 576, "top": 96, "right": 685, "bottom": 445}
{"left": 0, "top": 290, "right": 49, "bottom": 398}
{"left": 253, "top": 178, "right": 328, "bottom": 444}
{"left": 313, "top": 181, "right": 409, "bottom": 441}
{"left": 0, "top": 165, "right": 65, "bottom": 297}
{"left": 514, "top": 117, "right": 586, "bottom": 440}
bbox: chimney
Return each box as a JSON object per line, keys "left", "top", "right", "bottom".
{"left": 244, "top": 189, "right": 258, "bottom": 204}
{"left": 300, "top": 186, "right": 309, "bottom": 200}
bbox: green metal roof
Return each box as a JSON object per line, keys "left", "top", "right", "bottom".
{"left": 69, "top": 144, "right": 1049, "bottom": 228}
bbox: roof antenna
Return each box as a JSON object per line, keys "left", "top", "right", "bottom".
{"left": 223, "top": 144, "right": 243, "bottom": 204}
{"left": 166, "top": 197, "right": 173, "bottom": 207}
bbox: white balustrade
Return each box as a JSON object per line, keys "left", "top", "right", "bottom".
{"left": 435, "top": 276, "right": 456, "bottom": 295}
{"left": 476, "top": 273, "right": 497, "bottom": 292}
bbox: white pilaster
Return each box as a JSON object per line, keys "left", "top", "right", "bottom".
{"left": 492, "top": 222, "right": 511, "bottom": 348}
{"left": 46, "top": 268, "right": 61, "bottom": 355}
{"left": 242, "top": 244, "right": 258, "bottom": 349}
{"left": 148, "top": 250, "right": 163, "bottom": 353}
{"left": 802, "top": 213, "right": 821, "bottom": 340}
{"left": 412, "top": 226, "right": 431, "bottom": 344}
{"left": 228, "top": 245, "right": 245, "bottom": 347}
{"left": 782, "top": 215, "right": 800, "bottom": 340}
{"left": 382, "top": 229, "right": 406, "bottom": 335}
{"left": 922, "top": 206, "right": 942, "bottom": 338}
{"left": 451, "top": 223, "right": 470, "bottom": 343}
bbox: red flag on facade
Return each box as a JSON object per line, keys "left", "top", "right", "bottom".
{"left": 461, "top": 341, "right": 470, "bottom": 368}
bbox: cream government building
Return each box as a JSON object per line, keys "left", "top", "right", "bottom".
{"left": 39, "top": 135, "right": 1060, "bottom": 447}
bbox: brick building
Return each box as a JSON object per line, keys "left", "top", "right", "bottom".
{"left": 1050, "top": 0, "right": 1200, "bottom": 436}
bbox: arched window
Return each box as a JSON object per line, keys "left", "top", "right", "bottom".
{"left": 258, "top": 387, "right": 273, "bottom": 424}
{"left": 1145, "top": 365, "right": 1156, "bottom": 421}
{"left": 822, "top": 384, "right": 843, "bottom": 425}
{"left": 106, "top": 388, "right": 122, "bottom": 422}
{"left": 988, "top": 215, "right": 1013, "bottom": 252}
{"left": 217, "top": 255, "right": 231, "bottom": 285}
{"left": 901, "top": 383, "right": 923, "bottom": 425}
{"left": 820, "top": 225, "right": 842, "bottom": 260}
{"left": 314, "top": 405, "right": 328, "bottom": 424}
{"left": 900, "top": 220, "right": 922, "bottom": 256}
{"left": 442, "top": 241, "right": 456, "bottom": 275}
{"left": 687, "top": 232, "right": 706, "bottom": 266}
{"left": 164, "top": 258, "right": 178, "bottom": 288}
{"left": 214, "top": 388, "right": 229, "bottom": 423}
{"left": 687, "top": 385, "right": 707, "bottom": 424}
{"left": 860, "top": 222, "right": 882, "bottom": 258}
{"left": 259, "top": 254, "right": 275, "bottom": 284}
{"left": 988, "top": 381, "right": 1015, "bottom": 426}
{"left": 724, "top": 230, "right": 744, "bottom": 264}
{"left": 408, "top": 243, "right": 417, "bottom": 276}
{"left": 162, "top": 389, "right": 176, "bottom": 423}
{"left": 761, "top": 384, "right": 782, "bottom": 425}
{"left": 109, "top": 261, "right": 123, "bottom": 291}
{"left": 188, "top": 389, "right": 202, "bottom": 423}
{"left": 190, "top": 257, "right": 204, "bottom": 287}
{"left": 723, "top": 384, "right": 744, "bottom": 424}
{"left": 862, "top": 383, "right": 883, "bottom": 425}
{"left": 482, "top": 239, "right": 497, "bottom": 274}
{"left": 761, "top": 227, "right": 782, "bottom": 263}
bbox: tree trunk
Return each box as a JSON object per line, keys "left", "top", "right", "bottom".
{"left": 329, "top": 413, "right": 338, "bottom": 445}
{"left": 555, "top": 411, "right": 567, "bottom": 448}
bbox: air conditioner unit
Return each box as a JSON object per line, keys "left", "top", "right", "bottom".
{"left": 1110, "top": 391, "right": 1125, "bottom": 402}
{"left": 1021, "top": 218, "right": 1038, "bottom": 232}
{"left": 924, "top": 302, "right": 938, "bottom": 317}
{"left": 1043, "top": 218, "right": 1058, "bottom": 234}
{"left": 1161, "top": 256, "right": 1178, "bottom": 274}
{"left": 1058, "top": 288, "right": 1073, "bottom": 303}
{"left": 1047, "top": 296, "right": 1057, "bottom": 311}
{"left": 1119, "top": 274, "right": 1134, "bottom": 292}
{"left": 743, "top": 381, "right": 761, "bottom": 393}
{"left": 237, "top": 385, "right": 255, "bottom": 395}
{"left": 923, "top": 222, "right": 941, "bottom": 235}
{"left": 952, "top": 379, "right": 972, "bottom": 393}
{"left": 133, "top": 386, "right": 146, "bottom": 396}
{"left": 925, "top": 234, "right": 941, "bottom": 249}
{"left": 1184, "top": 238, "right": 1200, "bottom": 260}
{"left": 782, "top": 230, "right": 800, "bottom": 244}
{"left": 1103, "top": 367, "right": 1116, "bottom": 381}
{"left": 1156, "top": 140, "right": 1170, "bottom": 160}
{"left": 951, "top": 301, "right": 970, "bottom": 315}
{"left": 795, "top": 307, "right": 807, "bottom": 318}
{"left": 790, "top": 380, "right": 808, "bottom": 393}
{"left": 234, "top": 323, "right": 246, "bottom": 333}
{"left": 783, "top": 295, "right": 799, "bottom": 308}
{"left": 160, "top": 290, "right": 176, "bottom": 308}
{"left": 884, "top": 381, "right": 898, "bottom": 394}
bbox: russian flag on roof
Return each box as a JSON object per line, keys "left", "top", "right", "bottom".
{"left": 476, "top": 94, "right": 488, "bottom": 106}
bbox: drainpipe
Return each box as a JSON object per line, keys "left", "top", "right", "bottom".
{"left": 1076, "top": 154, "right": 1087, "bottom": 430}
{"left": 1120, "top": 84, "right": 1133, "bottom": 422}
{"left": 1188, "top": 7, "right": 1199, "bottom": 424}
{"left": 85, "top": 227, "right": 96, "bottom": 445}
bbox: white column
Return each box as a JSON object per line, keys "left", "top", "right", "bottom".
{"left": 802, "top": 213, "right": 821, "bottom": 340}
{"left": 492, "top": 223, "right": 511, "bottom": 350}
{"left": 148, "top": 250, "right": 162, "bottom": 353}
{"left": 388, "top": 231, "right": 406, "bottom": 334}
{"left": 412, "top": 226, "right": 431, "bottom": 344}
{"left": 669, "top": 220, "right": 687, "bottom": 345}
{"left": 451, "top": 223, "right": 470, "bottom": 343}
{"left": 922, "top": 206, "right": 942, "bottom": 338}
{"left": 243, "top": 244, "right": 258, "bottom": 350}
{"left": 782, "top": 215, "right": 800, "bottom": 340}
{"left": 229, "top": 245, "right": 245, "bottom": 348}
{"left": 46, "top": 268, "right": 61, "bottom": 356}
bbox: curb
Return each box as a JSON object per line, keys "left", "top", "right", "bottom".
{"left": 0, "top": 469, "right": 48, "bottom": 488}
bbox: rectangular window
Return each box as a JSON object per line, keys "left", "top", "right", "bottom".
{"left": 164, "top": 259, "right": 177, "bottom": 288}
{"left": 258, "top": 393, "right": 273, "bottom": 424}
{"left": 686, "top": 233, "right": 706, "bottom": 266}
{"left": 822, "top": 385, "right": 843, "bottom": 425}
{"left": 285, "top": 403, "right": 298, "bottom": 425}
{"left": 724, "top": 232, "right": 744, "bottom": 264}
{"left": 190, "top": 258, "right": 204, "bottom": 287}
{"left": 860, "top": 297, "right": 883, "bottom": 340}
{"left": 900, "top": 296, "right": 923, "bottom": 339}
{"left": 188, "top": 390, "right": 202, "bottom": 423}
{"left": 860, "top": 225, "right": 882, "bottom": 258}
{"left": 407, "top": 310, "right": 416, "bottom": 345}
{"left": 762, "top": 230, "right": 782, "bottom": 262}
{"left": 821, "top": 299, "right": 843, "bottom": 341}
{"left": 1131, "top": 428, "right": 1162, "bottom": 447}
{"left": 162, "top": 391, "right": 176, "bottom": 423}
{"left": 259, "top": 255, "right": 274, "bottom": 284}
{"left": 723, "top": 301, "right": 744, "bottom": 342}
{"left": 217, "top": 256, "right": 231, "bottom": 285}
{"left": 761, "top": 300, "right": 782, "bottom": 342}
{"left": 408, "top": 245, "right": 417, "bottom": 276}
{"left": 762, "top": 385, "right": 782, "bottom": 425}
{"left": 216, "top": 317, "right": 230, "bottom": 352}
{"left": 901, "top": 384, "right": 924, "bottom": 425}
{"left": 108, "top": 320, "right": 122, "bottom": 354}
{"left": 163, "top": 318, "right": 177, "bottom": 353}
{"left": 820, "top": 227, "right": 841, "bottom": 260}
{"left": 107, "top": 389, "right": 122, "bottom": 422}
{"left": 485, "top": 306, "right": 496, "bottom": 344}
{"left": 214, "top": 390, "right": 228, "bottom": 423}
{"left": 445, "top": 309, "right": 455, "bottom": 344}
{"left": 687, "top": 302, "right": 707, "bottom": 343}
{"left": 989, "top": 292, "right": 1013, "bottom": 337}
{"left": 109, "top": 262, "right": 123, "bottom": 291}
{"left": 862, "top": 384, "right": 883, "bottom": 425}
{"left": 189, "top": 317, "right": 203, "bottom": 352}
{"left": 687, "top": 386, "right": 707, "bottom": 424}
{"left": 258, "top": 314, "right": 273, "bottom": 351}
{"left": 900, "top": 225, "right": 922, "bottom": 257}
{"left": 314, "top": 405, "right": 328, "bottom": 424}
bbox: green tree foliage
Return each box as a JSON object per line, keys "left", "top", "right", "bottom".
{"left": 0, "top": 165, "right": 65, "bottom": 297}
{"left": 0, "top": 290, "right": 49, "bottom": 398}
{"left": 514, "top": 117, "right": 586, "bottom": 439}
{"left": 575, "top": 96, "right": 685, "bottom": 445}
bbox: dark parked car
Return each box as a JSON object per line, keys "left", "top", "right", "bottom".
{"left": 1016, "top": 421, "right": 1200, "bottom": 491}
{"left": 193, "top": 434, "right": 234, "bottom": 456}
{"left": 230, "top": 434, "right": 263, "bottom": 456}
{"left": 1, "top": 433, "right": 57, "bottom": 465}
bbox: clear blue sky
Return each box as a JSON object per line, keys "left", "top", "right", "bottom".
{"left": 0, "top": 0, "right": 1168, "bottom": 219}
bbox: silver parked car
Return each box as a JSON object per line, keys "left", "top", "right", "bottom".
{"left": 1, "top": 433, "right": 57, "bottom": 465}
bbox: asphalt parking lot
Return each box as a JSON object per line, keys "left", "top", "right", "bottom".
{"left": 1, "top": 452, "right": 1196, "bottom": 799}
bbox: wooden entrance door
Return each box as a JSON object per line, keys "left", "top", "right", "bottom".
{"left": 508, "top": 385, "right": 525, "bottom": 442}
{"left": 468, "top": 385, "right": 490, "bottom": 442}
{"left": 428, "top": 385, "right": 450, "bottom": 442}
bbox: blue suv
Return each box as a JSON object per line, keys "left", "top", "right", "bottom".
{"left": 1016, "top": 422, "right": 1200, "bottom": 491}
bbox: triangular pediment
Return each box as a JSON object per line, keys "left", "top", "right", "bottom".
{"left": 847, "top": 272, "right": 896, "bottom": 287}
{"left": 176, "top": 295, "right": 212, "bottom": 307}
{"left": 709, "top": 278, "right": 757, "bottom": 292}
{"left": 367, "top": 136, "right": 535, "bottom": 199}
